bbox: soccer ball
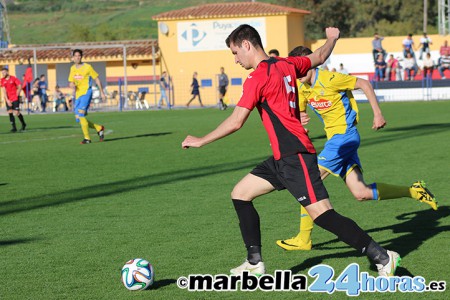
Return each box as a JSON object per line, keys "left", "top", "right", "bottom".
{"left": 121, "top": 258, "right": 154, "bottom": 290}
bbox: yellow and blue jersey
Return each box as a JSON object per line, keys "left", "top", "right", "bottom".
{"left": 298, "top": 69, "right": 359, "bottom": 140}
{"left": 68, "top": 63, "right": 98, "bottom": 99}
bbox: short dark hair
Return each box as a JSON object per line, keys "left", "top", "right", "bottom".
{"left": 268, "top": 49, "right": 280, "bottom": 56}
{"left": 72, "top": 49, "right": 83, "bottom": 57}
{"left": 289, "top": 46, "right": 312, "bottom": 57}
{"left": 226, "top": 24, "right": 263, "bottom": 49}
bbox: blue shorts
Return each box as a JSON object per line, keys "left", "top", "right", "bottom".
{"left": 74, "top": 90, "right": 92, "bottom": 117}
{"left": 318, "top": 128, "right": 362, "bottom": 179}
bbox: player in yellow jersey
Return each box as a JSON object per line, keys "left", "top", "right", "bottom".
{"left": 277, "top": 46, "right": 438, "bottom": 251}
{"left": 69, "top": 49, "right": 106, "bottom": 144}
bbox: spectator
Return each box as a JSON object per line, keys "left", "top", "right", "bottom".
{"left": 218, "top": 67, "right": 229, "bottom": 110}
{"left": 421, "top": 53, "right": 434, "bottom": 79}
{"left": 439, "top": 40, "right": 450, "bottom": 65}
{"left": 31, "top": 78, "right": 42, "bottom": 112}
{"left": 403, "top": 52, "right": 418, "bottom": 80}
{"left": 418, "top": 32, "right": 432, "bottom": 60}
{"left": 53, "top": 85, "right": 68, "bottom": 112}
{"left": 402, "top": 34, "right": 416, "bottom": 58}
{"left": 338, "top": 63, "right": 349, "bottom": 74}
{"left": 38, "top": 74, "right": 49, "bottom": 112}
{"left": 372, "top": 33, "right": 386, "bottom": 63}
{"left": 158, "top": 71, "right": 171, "bottom": 109}
{"left": 439, "top": 40, "right": 450, "bottom": 56}
{"left": 438, "top": 54, "right": 450, "bottom": 79}
{"left": 186, "top": 72, "right": 203, "bottom": 108}
{"left": 385, "top": 54, "right": 401, "bottom": 81}
{"left": 268, "top": 49, "right": 279, "bottom": 57}
{"left": 374, "top": 54, "right": 386, "bottom": 81}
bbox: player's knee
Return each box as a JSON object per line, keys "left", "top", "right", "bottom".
{"left": 231, "top": 186, "right": 253, "bottom": 201}
{"left": 351, "top": 190, "right": 372, "bottom": 201}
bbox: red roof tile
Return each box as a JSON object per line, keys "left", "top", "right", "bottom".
{"left": 152, "top": 2, "right": 310, "bottom": 20}
{"left": 0, "top": 40, "right": 158, "bottom": 62}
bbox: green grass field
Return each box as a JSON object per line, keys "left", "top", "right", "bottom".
{"left": 1, "top": 101, "right": 449, "bottom": 299}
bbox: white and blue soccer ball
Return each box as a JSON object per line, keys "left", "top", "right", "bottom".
{"left": 121, "top": 258, "right": 154, "bottom": 290}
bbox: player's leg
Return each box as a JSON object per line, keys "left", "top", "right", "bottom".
{"left": 230, "top": 159, "right": 278, "bottom": 276}
{"left": 284, "top": 153, "right": 400, "bottom": 276}
{"left": 345, "top": 166, "right": 438, "bottom": 210}
{"left": 308, "top": 200, "right": 401, "bottom": 276}
{"left": 7, "top": 106, "right": 16, "bottom": 132}
{"left": 13, "top": 103, "right": 26, "bottom": 131}
{"left": 277, "top": 132, "right": 350, "bottom": 251}
{"left": 74, "top": 94, "right": 92, "bottom": 143}
{"left": 277, "top": 168, "right": 331, "bottom": 250}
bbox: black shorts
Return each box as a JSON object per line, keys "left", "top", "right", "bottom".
{"left": 6, "top": 101, "right": 20, "bottom": 111}
{"left": 250, "top": 153, "right": 329, "bottom": 206}
{"left": 219, "top": 86, "right": 227, "bottom": 96}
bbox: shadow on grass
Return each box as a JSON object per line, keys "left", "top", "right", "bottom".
{"left": 0, "top": 156, "right": 266, "bottom": 216}
{"left": 150, "top": 279, "right": 177, "bottom": 290}
{"left": 289, "top": 206, "right": 449, "bottom": 276}
{"left": 0, "top": 238, "right": 39, "bottom": 247}
{"left": 24, "top": 125, "right": 78, "bottom": 131}
{"left": 359, "top": 122, "right": 450, "bottom": 149}
{"left": 0, "top": 183, "right": 7, "bottom": 186}
{"left": 310, "top": 122, "right": 450, "bottom": 152}
{"left": 104, "top": 132, "right": 172, "bottom": 142}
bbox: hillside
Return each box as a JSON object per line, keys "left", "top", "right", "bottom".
{"left": 6, "top": 0, "right": 438, "bottom": 45}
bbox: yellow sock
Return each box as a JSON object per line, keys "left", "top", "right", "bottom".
{"left": 87, "top": 119, "right": 102, "bottom": 132}
{"left": 297, "top": 205, "right": 314, "bottom": 243}
{"left": 79, "top": 117, "right": 90, "bottom": 140}
{"left": 374, "top": 182, "right": 411, "bottom": 200}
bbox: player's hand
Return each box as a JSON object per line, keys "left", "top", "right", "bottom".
{"left": 182, "top": 135, "right": 203, "bottom": 149}
{"left": 372, "top": 115, "right": 386, "bottom": 130}
{"left": 300, "top": 111, "right": 310, "bottom": 126}
{"left": 325, "top": 27, "right": 340, "bottom": 41}
{"left": 101, "top": 93, "right": 106, "bottom": 102}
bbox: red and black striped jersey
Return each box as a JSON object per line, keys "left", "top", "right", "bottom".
{"left": 237, "top": 56, "right": 316, "bottom": 160}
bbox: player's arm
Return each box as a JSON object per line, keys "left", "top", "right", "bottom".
{"left": 69, "top": 81, "right": 76, "bottom": 100}
{"left": 306, "top": 27, "right": 340, "bottom": 68}
{"left": 298, "top": 91, "right": 310, "bottom": 126}
{"left": 1, "top": 86, "right": 10, "bottom": 105}
{"left": 354, "top": 78, "right": 386, "bottom": 130}
{"left": 16, "top": 85, "right": 22, "bottom": 98}
{"left": 94, "top": 77, "right": 106, "bottom": 101}
{"left": 182, "top": 106, "right": 251, "bottom": 148}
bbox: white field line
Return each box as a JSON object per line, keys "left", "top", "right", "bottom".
{"left": 0, "top": 129, "right": 113, "bottom": 145}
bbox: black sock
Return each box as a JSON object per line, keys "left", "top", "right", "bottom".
{"left": 18, "top": 114, "right": 26, "bottom": 127}
{"left": 232, "top": 199, "right": 262, "bottom": 263}
{"left": 365, "top": 240, "right": 389, "bottom": 265}
{"left": 314, "top": 209, "right": 372, "bottom": 253}
{"left": 247, "top": 245, "right": 262, "bottom": 265}
{"left": 9, "top": 113, "right": 16, "bottom": 128}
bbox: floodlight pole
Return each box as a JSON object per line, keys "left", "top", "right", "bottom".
{"left": 123, "top": 46, "right": 128, "bottom": 109}
{"left": 152, "top": 44, "right": 157, "bottom": 107}
{"left": 33, "top": 48, "right": 37, "bottom": 78}
{"left": 423, "top": 0, "right": 428, "bottom": 33}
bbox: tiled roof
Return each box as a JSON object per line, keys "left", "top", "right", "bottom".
{"left": 0, "top": 40, "right": 158, "bottom": 62}
{"left": 152, "top": 2, "right": 310, "bottom": 20}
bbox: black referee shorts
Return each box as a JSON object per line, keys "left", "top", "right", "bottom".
{"left": 6, "top": 101, "right": 20, "bottom": 111}
{"left": 250, "top": 153, "right": 329, "bottom": 206}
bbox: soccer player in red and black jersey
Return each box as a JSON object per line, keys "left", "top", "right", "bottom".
{"left": 1, "top": 67, "right": 27, "bottom": 132}
{"left": 182, "top": 25, "right": 400, "bottom": 277}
